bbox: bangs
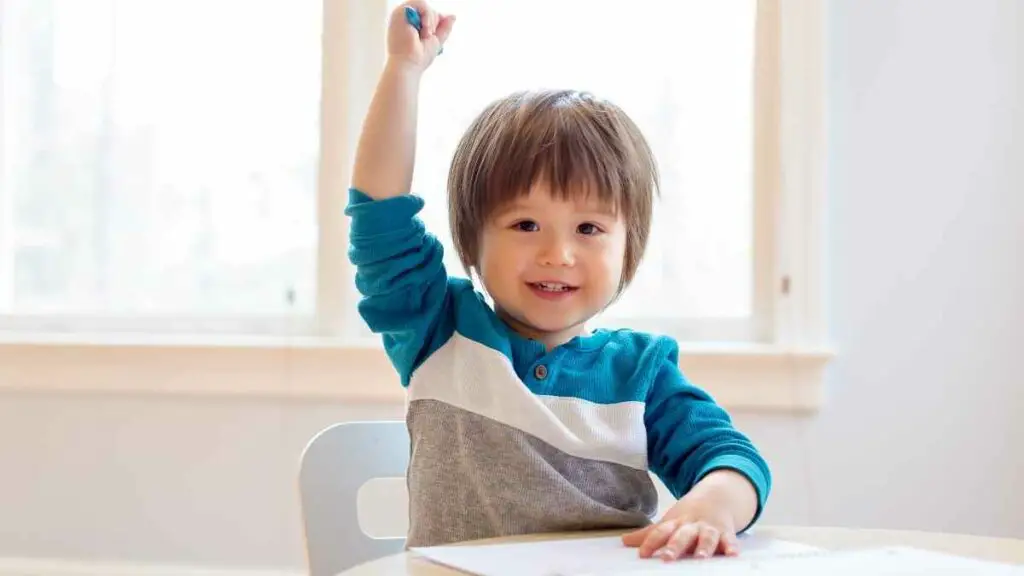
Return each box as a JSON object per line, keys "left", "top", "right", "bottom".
{"left": 475, "top": 91, "right": 647, "bottom": 218}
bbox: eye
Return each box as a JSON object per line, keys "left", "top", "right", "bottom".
{"left": 577, "top": 222, "right": 602, "bottom": 235}
{"left": 513, "top": 220, "right": 539, "bottom": 232}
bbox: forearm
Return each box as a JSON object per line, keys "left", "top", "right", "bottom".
{"left": 688, "top": 469, "right": 759, "bottom": 531}
{"left": 351, "top": 60, "right": 422, "bottom": 200}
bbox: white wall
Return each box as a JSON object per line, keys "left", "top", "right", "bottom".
{"left": 0, "top": 0, "right": 1021, "bottom": 572}
{"left": 804, "top": 0, "right": 1023, "bottom": 536}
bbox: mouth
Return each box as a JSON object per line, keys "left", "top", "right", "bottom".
{"left": 526, "top": 281, "right": 579, "bottom": 299}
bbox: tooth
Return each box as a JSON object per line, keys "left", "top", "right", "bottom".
{"left": 534, "top": 282, "right": 570, "bottom": 292}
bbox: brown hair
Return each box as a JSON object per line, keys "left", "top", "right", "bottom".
{"left": 447, "top": 89, "right": 659, "bottom": 292}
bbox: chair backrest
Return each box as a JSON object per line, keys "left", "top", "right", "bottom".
{"left": 299, "top": 420, "right": 410, "bottom": 576}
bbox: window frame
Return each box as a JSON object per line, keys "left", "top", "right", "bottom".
{"left": 0, "top": 0, "right": 832, "bottom": 412}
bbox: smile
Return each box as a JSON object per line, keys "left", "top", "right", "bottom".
{"left": 535, "top": 282, "right": 573, "bottom": 292}
{"left": 527, "top": 282, "right": 579, "bottom": 298}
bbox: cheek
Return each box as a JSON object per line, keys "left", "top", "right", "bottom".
{"left": 597, "top": 233, "right": 627, "bottom": 281}
{"left": 478, "top": 232, "right": 523, "bottom": 284}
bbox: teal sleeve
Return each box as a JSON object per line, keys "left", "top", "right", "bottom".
{"left": 345, "top": 188, "right": 454, "bottom": 386}
{"left": 644, "top": 342, "right": 772, "bottom": 533}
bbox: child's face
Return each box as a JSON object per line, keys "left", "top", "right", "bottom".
{"left": 477, "top": 181, "right": 627, "bottom": 348}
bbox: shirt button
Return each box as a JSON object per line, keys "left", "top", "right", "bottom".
{"left": 534, "top": 364, "right": 548, "bottom": 380}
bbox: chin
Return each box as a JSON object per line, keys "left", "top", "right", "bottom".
{"left": 522, "top": 314, "right": 585, "bottom": 335}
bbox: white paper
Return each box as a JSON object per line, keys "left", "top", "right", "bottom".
{"left": 616, "top": 547, "right": 1024, "bottom": 576}
{"left": 410, "top": 532, "right": 823, "bottom": 576}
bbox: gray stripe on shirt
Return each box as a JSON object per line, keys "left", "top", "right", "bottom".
{"left": 405, "top": 398, "right": 659, "bottom": 547}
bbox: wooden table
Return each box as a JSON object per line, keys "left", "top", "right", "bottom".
{"left": 338, "top": 525, "right": 1024, "bottom": 575}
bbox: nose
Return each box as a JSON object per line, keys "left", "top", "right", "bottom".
{"left": 537, "top": 234, "right": 575, "bottom": 267}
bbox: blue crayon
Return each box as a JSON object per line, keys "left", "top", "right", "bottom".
{"left": 404, "top": 5, "right": 443, "bottom": 54}
{"left": 404, "top": 6, "right": 422, "bottom": 31}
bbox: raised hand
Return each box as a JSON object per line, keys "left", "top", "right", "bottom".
{"left": 387, "top": 0, "right": 456, "bottom": 71}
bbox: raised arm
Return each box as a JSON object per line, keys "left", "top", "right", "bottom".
{"left": 351, "top": 1, "right": 454, "bottom": 200}
{"left": 345, "top": 2, "right": 458, "bottom": 386}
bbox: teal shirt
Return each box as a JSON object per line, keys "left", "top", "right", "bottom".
{"left": 347, "top": 187, "right": 771, "bottom": 546}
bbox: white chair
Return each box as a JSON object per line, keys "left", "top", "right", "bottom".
{"left": 299, "top": 421, "right": 410, "bottom": 576}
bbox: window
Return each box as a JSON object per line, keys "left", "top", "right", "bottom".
{"left": 0, "top": 0, "right": 321, "bottom": 331}
{"left": 0, "top": 0, "right": 830, "bottom": 410}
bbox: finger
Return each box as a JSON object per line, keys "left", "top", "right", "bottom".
{"left": 621, "top": 524, "right": 657, "bottom": 547}
{"left": 692, "top": 525, "right": 720, "bottom": 559}
{"left": 426, "top": 9, "right": 438, "bottom": 37}
{"left": 657, "top": 524, "right": 700, "bottom": 561}
{"left": 419, "top": 14, "right": 431, "bottom": 40}
{"left": 435, "top": 14, "right": 456, "bottom": 45}
{"left": 720, "top": 531, "right": 741, "bottom": 557}
{"left": 637, "top": 520, "right": 679, "bottom": 559}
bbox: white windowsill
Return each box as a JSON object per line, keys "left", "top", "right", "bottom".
{"left": 0, "top": 332, "right": 833, "bottom": 412}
